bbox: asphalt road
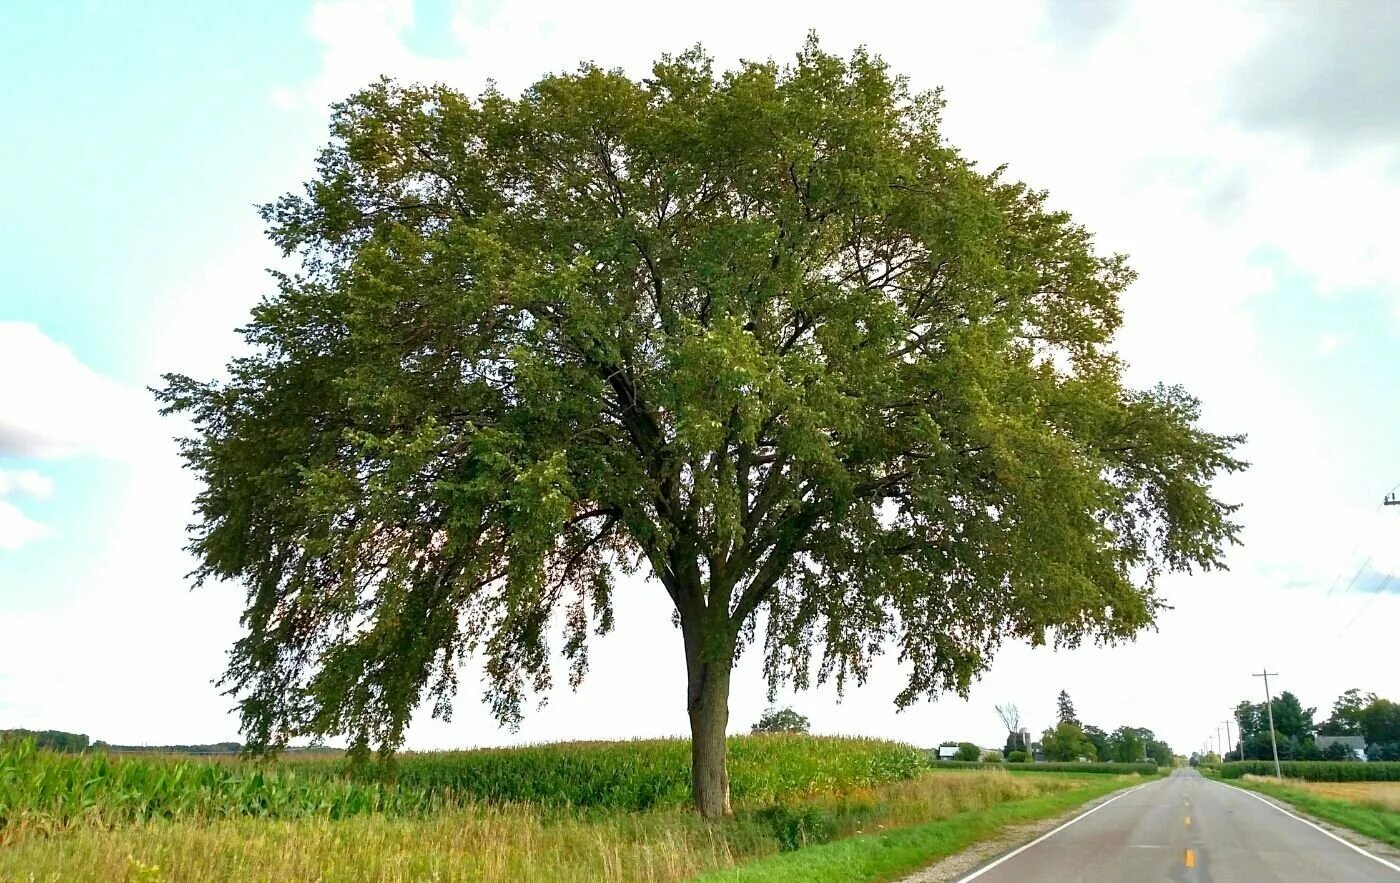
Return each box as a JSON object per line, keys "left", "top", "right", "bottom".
{"left": 955, "top": 768, "right": 1400, "bottom": 882}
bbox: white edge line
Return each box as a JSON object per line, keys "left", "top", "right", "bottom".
{"left": 1211, "top": 778, "right": 1400, "bottom": 875}
{"left": 952, "top": 779, "right": 1157, "bottom": 882}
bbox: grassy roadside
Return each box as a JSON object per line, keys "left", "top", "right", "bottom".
{"left": 1223, "top": 777, "right": 1400, "bottom": 850}
{"left": 0, "top": 770, "right": 1121, "bottom": 882}
{"left": 695, "top": 775, "right": 1146, "bottom": 883}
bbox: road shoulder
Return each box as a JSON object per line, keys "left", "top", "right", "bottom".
{"left": 1210, "top": 777, "right": 1400, "bottom": 868}
{"left": 897, "top": 781, "right": 1149, "bottom": 883}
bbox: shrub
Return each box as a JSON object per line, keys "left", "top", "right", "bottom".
{"left": 1006, "top": 751, "right": 1030, "bottom": 763}
{"left": 753, "top": 804, "right": 833, "bottom": 851}
{"left": 982, "top": 750, "right": 1004, "bottom": 763}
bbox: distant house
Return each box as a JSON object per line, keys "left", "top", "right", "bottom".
{"left": 1316, "top": 735, "right": 1367, "bottom": 761}
{"left": 937, "top": 745, "right": 960, "bottom": 760}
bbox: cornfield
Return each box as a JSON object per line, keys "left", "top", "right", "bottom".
{"left": 0, "top": 734, "right": 927, "bottom": 843}
{"left": 1221, "top": 761, "right": 1400, "bottom": 781}
{"left": 0, "top": 738, "right": 433, "bottom": 843}
{"left": 313, "top": 735, "right": 929, "bottom": 811}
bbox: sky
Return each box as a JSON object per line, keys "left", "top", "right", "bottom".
{"left": 2, "top": 0, "right": 1399, "bottom": 759}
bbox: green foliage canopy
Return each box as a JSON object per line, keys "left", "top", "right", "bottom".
{"left": 751, "top": 707, "right": 811, "bottom": 735}
{"left": 1319, "top": 688, "right": 1375, "bottom": 737}
{"left": 1081, "top": 724, "right": 1108, "bottom": 760}
{"left": 1361, "top": 699, "right": 1400, "bottom": 748}
{"left": 156, "top": 39, "right": 1244, "bottom": 809}
{"left": 1040, "top": 721, "right": 1096, "bottom": 762}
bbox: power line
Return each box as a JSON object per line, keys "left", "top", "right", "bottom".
{"left": 1337, "top": 570, "right": 1397, "bottom": 637}
{"left": 1334, "top": 488, "right": 1400, "bottom": 636}
{"left": 1324, "top": 481, "right": 1400, "bottom": 598}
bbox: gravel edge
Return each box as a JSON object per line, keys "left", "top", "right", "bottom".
{"left": 896, "top": 785, "right": 1136, "bottom": 883}
{"left": 1218, "top": 780, "right": 1400, "bottom": 866}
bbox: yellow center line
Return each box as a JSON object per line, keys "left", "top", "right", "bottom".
{"left": 1185, "top": 848, "right": 1196, "bottom": 868}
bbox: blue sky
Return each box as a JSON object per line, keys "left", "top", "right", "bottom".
{"left": 2, "top": 0, "right": 1398, "bottom": 758}
{"left": 4, "top": 3, "right": 313, "bottom": 377}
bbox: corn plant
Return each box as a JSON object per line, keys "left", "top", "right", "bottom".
{"left": 1221, "top": 761, "right": 1400, "bottom": 781}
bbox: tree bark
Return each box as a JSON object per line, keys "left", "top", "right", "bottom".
{"left": 685, "top": 629, "right": 734, "bottom": 820}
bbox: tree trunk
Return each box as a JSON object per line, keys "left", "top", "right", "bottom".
{"left": 685, "top": 634, "right": 734, "bottom": 820}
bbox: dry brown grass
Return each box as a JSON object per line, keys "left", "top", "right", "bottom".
{"left": 0, "top": 770, "right": 1106, "bottom": 883}
{"left": 1243, "top": 775, "right": 1400, "bottom": 812}
{"left": 1288, "top": 781, "right": 1400, "bottom": 812}
{"left": 806, "top": 767, "right": 1084, "bottom": 831}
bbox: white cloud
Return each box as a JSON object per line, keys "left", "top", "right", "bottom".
{"left": 1317, "top": 333, "right": 1346, "bottom": 357}
{"left": 268, "top": 87, "right": 299, "bottom": 110}
{"left": 0, "top": 500, "right": 48, "bottom": 551}
{"left": 0, "top": 469, "right": 54, "bottom": 499}
{"left": 0, "top": 469, "right": 53, "bottom": 549}
{"left": 0, "top": 324, "right": 158, "bottom": 553}
{"left": 0, "top": 322, "right": 157, "bottom": 461}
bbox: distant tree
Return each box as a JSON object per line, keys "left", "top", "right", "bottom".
{"left": 751, "top": 706, "right": 810, "bottom": 735}
{"left": 1041, "top": 721, "right": 1096, "bottom": 761}
{"left": 1319, "top": 688, "right": 1375, "bottom": 737}
{"left": 1361, "top": 699, "right": 1400, "bottom": 747}
{"left": 1106, "top": 726, "right": 1147, "bottom": 763}
{"left": 982, "top": 749, "right": 1004, "bottom": 763}
{"left": 0, "top": 730, "right": 90, "bottom": 753}
{"left": 997, "top": 703, "right": 1028, "bottom": 755}
{"left": 1240, "top": 730, "right": 1282, "bottom": 761}
{"left": 1232, "top": 692, "right": 1314, "bottom": 750}
{"left": 1268, "top": 692, "right": 1315, "bottom": 741}
{"left": 1292, "top": 735, "right": 1322, "bottom": 760}
{"left": 156, "top": 40, "right": 1245, "bottom": 821}
{"left": 1234, "top": 700, "right": 1263, "bottom": 739}
{"left": 1006, "top": 750, "right": 1031, "bottom": 763}
{"left": 1321, "top": 740, "right": 1355, "bottom": 761}
{"left": 1144, "top": 737, "right": 1172, "bottom": 768}
{"left": 1056, "top": 690, "right": 1079, "bottom": 726}
{"left": 955, "top": 742, "right": 982, "bottom": 761}
{"left": 1082, "top": 724, "right": 1111, "bottom": 761}
{"left": 91, "top": 741, "right": 243, "bottom": 755}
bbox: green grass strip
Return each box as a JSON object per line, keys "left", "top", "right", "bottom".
{"left": 697, "top": 777, "right": 1141, "bottom": 883}
{"left": 1225, "top": 779, "right": 1400, "bottom": 850}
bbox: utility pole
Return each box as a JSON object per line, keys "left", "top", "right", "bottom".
{"left": 1216, "top": 725, "right": 1224, "bottom": 761}
{"left": 1385, "top": 492, "right": 1399, "bottom": 506}
{"left": 1254, "top": 669, "right": 1283, "bottom": 779}
{"left": 1223, "top": 718, "right": 1234, "bottom": 761}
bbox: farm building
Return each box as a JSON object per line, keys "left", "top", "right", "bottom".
{"left": 1314, "top": 735, "right": 1367, "bottom": 761}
